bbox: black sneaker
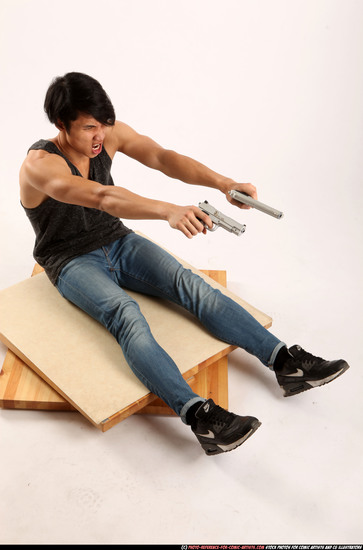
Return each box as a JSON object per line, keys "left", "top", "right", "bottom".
{"left": 192, "top": 399, "right": 261, "bottom": 456}
{"left": 276, "top": 345, "right": 350, "bottom": 397}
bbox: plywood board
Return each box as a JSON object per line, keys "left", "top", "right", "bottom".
{"left": 0, "top": 348, "right": 75, "bottom": 411}
{"left": 0, "top": 271, "right": 228, "bottom": 413}
{"left": 0, "top": 237, "right": 272, "bottom": 430}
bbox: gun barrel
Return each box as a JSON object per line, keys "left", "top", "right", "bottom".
{"left": 229, "top": 190, "right": 283, "bottom": 219}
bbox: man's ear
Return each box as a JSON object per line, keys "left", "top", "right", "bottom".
{"left": 55, "top": 119, "right": 65, "bottom": 131}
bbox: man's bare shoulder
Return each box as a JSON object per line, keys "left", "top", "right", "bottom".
{"left": 104, "top": 120, "right": 143, "bottom": 156}
{"left": 20, "top": 147, "right": 71, "bottom": 208}
{"left": 21, "top": 146, "right": 68, "bottom": 177}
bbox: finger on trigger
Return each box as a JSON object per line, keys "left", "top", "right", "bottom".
{"left": 198, "top": 209, "right": 213, "bottom": 230}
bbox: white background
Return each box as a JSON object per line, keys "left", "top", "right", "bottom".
{"left": 0, "top": 0, "right": 362, "bottom": 544}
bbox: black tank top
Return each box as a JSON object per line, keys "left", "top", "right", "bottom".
{"left": 23, "top": 139, "right": 133, "bottom": 285}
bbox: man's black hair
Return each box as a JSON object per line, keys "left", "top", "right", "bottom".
{"left": 44, "top": 72, "right": 116, "bottom": 132}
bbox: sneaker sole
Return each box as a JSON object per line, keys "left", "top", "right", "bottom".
{"left": 200, "top": 419, "right": 262, "bottom": 456}
{"left": 281, "top": 363, "right": 349, "bottom": 397}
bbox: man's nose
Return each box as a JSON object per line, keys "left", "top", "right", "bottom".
{"left": 94, "top": 128, "right": 105, "bottom": 141}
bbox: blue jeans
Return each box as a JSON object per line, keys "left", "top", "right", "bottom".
{"left": 56, "top": 233, "right": 284, "bottom": 423}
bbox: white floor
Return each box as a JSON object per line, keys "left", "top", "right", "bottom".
{"left": 1, "top": 0, "right": 363, "bottom": 545}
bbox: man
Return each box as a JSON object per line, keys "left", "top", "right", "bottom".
{"left": 19, "top": 72, "right": 349, "bottom": 455}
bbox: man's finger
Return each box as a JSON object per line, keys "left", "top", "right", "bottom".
{"left": 195, "top": 208, "right": 213, "bottom": 230}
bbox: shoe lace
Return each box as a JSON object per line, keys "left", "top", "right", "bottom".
{"left": 292, "top": 346, "right": 323, "bottom": 367}
{"left": 208, "top": 404, "right": 235, "bottom": 427}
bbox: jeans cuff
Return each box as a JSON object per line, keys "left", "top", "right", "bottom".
{"left": 268, "top": 341, "right": 286, "bottom": 370}
{"left": 180, "top": 396, "right": 206, "bottom": 425}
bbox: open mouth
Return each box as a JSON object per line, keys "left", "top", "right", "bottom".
{"left": 92, "top": 143, "right": 102, "bottom": 154}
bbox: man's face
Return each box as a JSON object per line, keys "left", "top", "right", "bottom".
{"left": 64, "top": 114, "right": 107, "bottom": 158}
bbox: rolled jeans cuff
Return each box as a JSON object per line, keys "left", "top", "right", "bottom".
{"left": 268, "top": 341, "right": 286, "bottom": 370}
{"left": 180, "top": 396, "right": 206, "bottom": 425}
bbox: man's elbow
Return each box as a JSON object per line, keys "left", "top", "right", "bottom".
{"left": 96, "top": 186, "right": 119, "bottom": 216}
{"left": 95, "top": 185, "right": 109, "bottom": 211}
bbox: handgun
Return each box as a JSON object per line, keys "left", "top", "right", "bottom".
{"left": 228, "top": 190, "right": 284, "bottom": 219}
{"left": 198, "top": 201, "right": 246, "bottom": 236}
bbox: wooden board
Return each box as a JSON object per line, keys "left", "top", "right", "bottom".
{"left": 0, "top": 237, "right": 272, "bottom": 431}
{"left": 0, "top": 348, "right": 75, "bottom": 411}
{"left": 0, "top": 271, "right": 228, "bottom": 414}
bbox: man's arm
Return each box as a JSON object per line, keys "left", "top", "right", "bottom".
{"left": 20, "top": 150, "right": 213, "bottom": 239}
{"left": 109, "top": 121, "right": 258, "bottom": 207}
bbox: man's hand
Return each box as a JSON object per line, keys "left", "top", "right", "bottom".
{"left": 167, "top": 205, "right": 213, "bottom": 239}
{"left": 225, "top": 182, "right": 258, "bottom": 209}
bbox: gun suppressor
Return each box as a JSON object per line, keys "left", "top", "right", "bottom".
{"left": 229, "top": 190, "right": 284, "bottom": 219}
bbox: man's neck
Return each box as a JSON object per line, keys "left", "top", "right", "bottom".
{"left": 53, "top": 133, "right": 90, "bottom": 177}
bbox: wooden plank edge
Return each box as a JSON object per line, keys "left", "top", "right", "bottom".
{"left": 0, "top": 332, "right": 97, "bottom": 424}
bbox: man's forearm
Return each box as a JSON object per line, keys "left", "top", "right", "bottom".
{"left": 156, "top": 149, "right": 235, "bottom": 193}
{"left": 98, "top": 185, "right": 213, "bottom": 239}
{"left": 98, "top": 185, "right": 171, "bottom": 221}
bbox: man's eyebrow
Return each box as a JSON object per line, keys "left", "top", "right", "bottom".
{"left": 83, "top": 123, "right": 97, "bottom": 128}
